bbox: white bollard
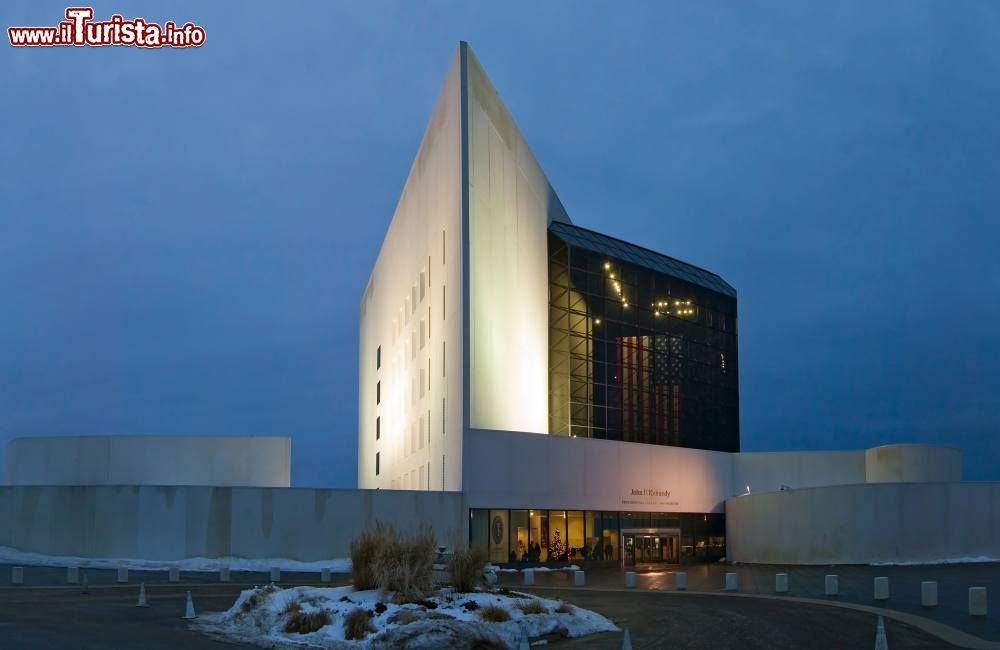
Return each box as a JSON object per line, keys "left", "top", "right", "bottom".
{"left": 921, "top": 581, "right": 938, "bottom": 607}
{"left": 136, "top": 582, "right": 148, "bottom": 607}
{"left": 969, "top": 587, "right": 987, "bottom": 616}
{"left": 622, "top": 628, "right": 633, "bottom": 650}
{"left": 117, "top": 567, "right": 128, "bottom": 584}
{"left": 219, "top": 567, "right": 230, "bottom": 582}
{"left": 675, "top": 572, "right": 687, "bottom": 590}
{"left": 168, "top": 567, "right": 180, "bottom": 583}
{"left": 11, "top": 566, "right": 24, "bottom": 585}
{"left": 485, "top": 572, "right": 498, "bottom": 586}
{"left": 574, "top": 570, "right": 585, "bottom": 587}
{"left": 66, "top": 567, "right": 79, "bottom": 584}
{"left": 321, "top": 568, "right": 331, "bottom": 583}
{"left": 270, "top": 567, "right": 280, "bottom": 583}
{"left": 874, "top": 576, "right": 889, "bottom": 600}
{"left": 825, "top": 575, "right": 838, "bottom": 596}
{"left": 724, "top": 572, "right": 737, "bottom": 591}
{"left": 523, "top": 569, "right": 535, "bottom": 586}
{"left": 775, "top": 573, "right": 788, "bottom": 593}
{"left": 625, "top": 571, "right": 636, "bottom": 588}
{"left": 183, "top": 590, "right": 197, "bottom": 620}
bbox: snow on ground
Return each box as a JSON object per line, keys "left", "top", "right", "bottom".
{"left": 0, "top": 546, "right": 351, "bottom": 573}
{"left": 195, "top": 583, "right": 618, "bottom": 649}
{"left": 485, "top": 564, "right": 581, "bottom": 573}
{"left": 871, "top": 556, "right": 1000, "bottom": 566}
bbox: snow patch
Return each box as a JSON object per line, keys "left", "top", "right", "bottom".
{"left": 871, "top": 556, "right": 1000, "bottom": 566}
{"left": 195, "top": 584, "right": 618, "bottom": 648}
{"left": 0, "top": 546, "right": 351, "bottom": 573}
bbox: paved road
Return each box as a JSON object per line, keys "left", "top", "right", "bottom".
{"left": 499, "top": 563, "right": 1000, "bottom": 642}
{"left": 530, "top": 588, "right": 960, "bottom": 649}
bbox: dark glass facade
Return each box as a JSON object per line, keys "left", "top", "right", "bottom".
{"left": 548, "top": 222, "right": 739, "bottom": 452}
{"left": 470, "top": 508, "right": 725, "bottom": 565}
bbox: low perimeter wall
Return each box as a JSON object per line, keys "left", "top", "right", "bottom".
{"left": 0, "top": 486, "right": 467, "bottom": 561}
{"left": 5, "top": 436, "right": 292, "bottom": 488}
{"left": 726, "top": 481, "right": 1000, "bottom": 564}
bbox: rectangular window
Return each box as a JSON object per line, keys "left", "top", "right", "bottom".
{"left": 442, "top": 341, "right": 446, "bottom": 376}
{"left": 420, "top": 320, "right": 425, "bottom": 349}
{"left": 427, "top": 306, "right": 431, "bottom": 340}
{"left": 420, "top": 270, "right": 426, "bottom": 301}
{"left": 427, "top": 409, "right": 431, "bottom": 445}
{"left": 427, "top": 358, "right": 431, "bottom": 393}
{"left": 375, "top": 452, "right": 380, "bottom": 476}
{"left": 442, "top": 285, "right": 446, "bottom": 320}
{"left": 442, "top": 397, "right": 446, "bottom": 434}
{"left": 376, "top": 381, "right": 380, "bottom": 405}
{"left": 411, "top": 285, "right": 417, "bottom": 313}
{"left": 376, "top": 416, "right": 380, "bottom": 440}
{"left": 427, "top": 256, "right": 431, "bottom": 286}
{"left": 376, "top": 345, "right": 381, "bottom": 370}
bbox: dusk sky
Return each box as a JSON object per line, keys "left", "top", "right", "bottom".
{"left": 3, "top": 1, "right": 998, "bottom": 487}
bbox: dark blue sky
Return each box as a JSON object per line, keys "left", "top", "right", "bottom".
{"left": 3, "top": 2, "right": 998, "bottom": 486}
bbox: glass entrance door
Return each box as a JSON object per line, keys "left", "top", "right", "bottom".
{"left": 623, "top": 533, "right": 679, "bottom": 566}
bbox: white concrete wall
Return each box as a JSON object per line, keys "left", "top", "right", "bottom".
{"left": 733, "top": 450, "right": 866, "bottom": 494}
{"left": 726, "top": 481, "right": 1000, "bottom": 564}
{"left": 4, "top": 436, "right": 290, "bottom": 487}
{"left": 865, "top": 444, "right": 962, "bottom": 483}
{"left": 463, "top": 428, "right": 734, "bottom": 513}
{"left": 466, "top": 45, "right": 570, "bottom": 436}
{"left": 0, "top": 485, "right": 467, "bottom": 560}
{"left": 358, "top": 45, "right": 465, "bottom": 491}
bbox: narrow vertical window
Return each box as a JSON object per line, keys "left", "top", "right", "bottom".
{"left": 375, "top": 452, "right": 380, "bottom": 476}
{"left": 376, "top": 416, "right": 380, "bottom": 440}
{"left": 427, "top": 358, "right": 431, "bottom": 393}
{"left": 442, "top": 285, "right": 446, "bottom": 320}
{"left": 442, "top": 397, "right": 446, "bottom": 434}
{"left": 420, "top": 271, "right": 426, "bottom": 301}
{"left": 376, "top": 345, "right": 381, "bottom": 370}
{"left": 427, "top": 306, "right": 431, "bottom": 340}
{"left": 442, "top": 341, "right": 446, "bottom": 376}
{"left": 376, "top": 381, "right": 380, "bottom": 405}
{"left": 442, "top": 229, "right": 446, "bottom": 265}
{"left": 411, "top": 285, "right": 417, "bottom": 313}
{"left": 427, "top": 255, "right": 431, "bottom": 286}
{"left": 420, "top": 320, "right": 426, "bottom": 349}
{"left": 427, "top": 409, "right": 430, "bottom": 445}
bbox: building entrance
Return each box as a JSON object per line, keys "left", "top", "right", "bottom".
{"left": 622, "top": 528, "right": 679, "bottom": 566}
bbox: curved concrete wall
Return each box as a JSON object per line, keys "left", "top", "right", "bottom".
{"left": 4, "top": 436, "right": 291, "bottom": 488}
{"left": 726, "top": 481, "right": 1000, "bottom": 564}
{"left": 865, "top": 444, "right": 961, "bottom": 483}
{"left": 0, "top": 485, "right": 466, "bottom": 560}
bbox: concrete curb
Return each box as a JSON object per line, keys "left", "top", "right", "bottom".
{"left": 522, "top": 585, "right": 1000, "bottom": 650}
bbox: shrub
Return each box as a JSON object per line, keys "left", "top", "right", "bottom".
{"left": 343, "top": 608, "right": 375, "bottom": 640}
{"left": 351, "top": 521, "right": 391, "bottom": 591}
{"left": 282, "top": 601, "right": 301, "bottom": 616}
{"left": 351, "top": 522, "right": 437, "bottom": 601}
{"left": 478, "top": 604, "right": 511, "bottom": 623}
{"left": 374, "top": 602, "right": 387, "bottom": 615}
{"left": 284, "top": 609, "right": 331, "bottom": 634}
{"left": 516, "top": 599, "right": 546, "bottom": 615}
{"left": 462, "top": 600, "right": 479, "bottom": 612}
{"left": 448, "top": 547, "right": 488, "bottom": 592}
{"left": 240, "top": 584, "right": 278, "bottom": 613}
{"left": 387, "top": 608, "right": 421, "bottom": 625}
{"left": 554, "top": 602, "right": 574, "bottom": 615}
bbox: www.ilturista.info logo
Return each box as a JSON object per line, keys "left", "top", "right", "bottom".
{"left": 8, "top": 7, "right": 205, "bottom": 48}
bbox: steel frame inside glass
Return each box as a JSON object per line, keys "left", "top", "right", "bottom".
{"left": 548, "top": 230, "right": 739, "bottom": 452}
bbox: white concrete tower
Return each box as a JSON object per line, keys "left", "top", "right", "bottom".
{"left": 358, "top": 42, "right": 569, "bottom": 491}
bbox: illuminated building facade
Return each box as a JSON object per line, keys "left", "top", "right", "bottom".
{"left": 359, "top": 43, "right": 965, "bottom": 567}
